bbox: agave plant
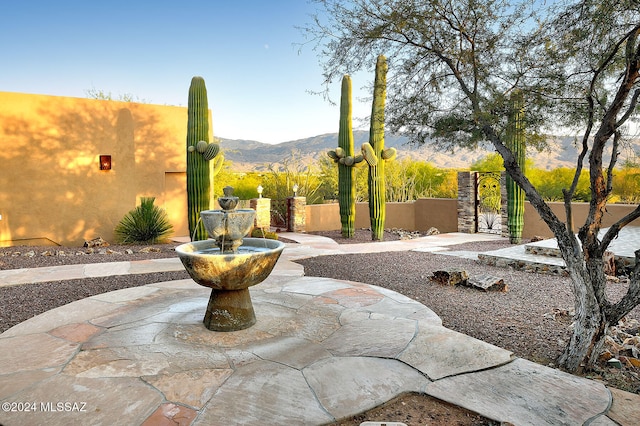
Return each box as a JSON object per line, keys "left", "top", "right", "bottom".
{"left": 114, "top": 197, "right": 174, "bottom": 244}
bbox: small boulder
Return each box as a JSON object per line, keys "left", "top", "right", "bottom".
{"left": 430, "top": 269, "right": 468, "bottom": 286}
{"left": 426, "top": 227, "right": 440, "bottom": 236}
{"left": 139, "top": 247, "right": 161, "bottom": 253}
{"left": 467, "top": 274, "right": 508, "bottom": 292}
{"left": 84, "top": 237, "right": 110, "bottom": 248}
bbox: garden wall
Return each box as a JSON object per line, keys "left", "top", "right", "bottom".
{"left": 305, "top": 199, "right": 459, "bottom": 233}
{"left": 306, "top": 199, "right": 640, "bottom": 240}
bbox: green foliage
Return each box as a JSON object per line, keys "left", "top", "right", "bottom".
{"left": 384, "top": 159, "right": 457, "bottom": 201}
{"left": 250, "top": 228, "right": 279, "bottom": 240}
{"left": 471, "top": 153, "right": 504, "bottom": 172}
{"left": 611, "top": 167, "right": 640, "bottom": 203}
{"left": 260, "top": 152, "right": 323, "bottom": 224}
{"left": 215, "top": 169, "right": 265, "bottom": 201}
{"left": 528, "top": 168, "right": 591, "bottom": 202}
{"left": 260, "top": 152, "right": 323, "bottom": 203}
{"left": 319, "top": 156, "right": 457, "bottom": 203}
{"left": 114, "top": 197, "right": 173, "bottom": 244}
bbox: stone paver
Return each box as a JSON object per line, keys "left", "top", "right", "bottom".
{"left": 0, "top": 231, "right": 629, "bottom": 425}
{"left": 425, "top": 357, "right": 611, "bottom": 426}
{"left": 399, "top": 321, "right": 514, "bottom": 380}
{"left": 606, "top": 387, "right": 640, "bottom": 426}
{"left": 303, "top": 356, "right": 429, "bottom": 420}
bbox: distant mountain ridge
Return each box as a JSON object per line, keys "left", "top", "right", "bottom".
{"left": 218, "top": 131, "right": 639, "bottom": 171}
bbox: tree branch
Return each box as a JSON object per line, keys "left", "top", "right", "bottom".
{"left": 600, "top": 204, "right": 640, "bottom": 251}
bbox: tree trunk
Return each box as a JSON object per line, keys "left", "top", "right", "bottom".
{"left": 485, "top": 126, "right": 624, "bottom": 372}
{"left": 556, "top": 257, "right": 608, "bottom": 371}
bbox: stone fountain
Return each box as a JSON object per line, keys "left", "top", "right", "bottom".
{"left": 175, "top": 186, "right": 285, "bottom": 331}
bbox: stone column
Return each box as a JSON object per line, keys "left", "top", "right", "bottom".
{"left": 457, "top": 171, "right": 477, "bottom": 233}
{"left": 250, "top": 197, "right": 271, "bottom": 230}
{"left": 500, "top": 172, "right": 509, "bottom": 238}
{"left": 286, "top": 197, "right": 306, "bottom": 233}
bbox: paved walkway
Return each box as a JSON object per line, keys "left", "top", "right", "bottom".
{"left": 0, "top": 232, "right": 638, "bottom": 425}
{"left": 478, "top": 226, "right": 639, "bottom": 275}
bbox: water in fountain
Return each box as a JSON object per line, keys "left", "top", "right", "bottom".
{"left": 191, "top": 216, "right": 203, "bottom": 242}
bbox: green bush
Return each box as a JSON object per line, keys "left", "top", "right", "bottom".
{"left": 114, "top": 197, "right": 173, "bottom": 244}
{"left": 250, "top": 228, "right": 279, "bottom": 240}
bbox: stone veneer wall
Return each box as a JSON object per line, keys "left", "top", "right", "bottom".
{"left": 250, "top": 197, "right": 271, "bottom": 230}
{"left": 286, "top": 197, "right": 306, "bottom": 232}
{"left": 457, "top": 171, "right": 477, "bottom": 233}
{"left": 500, "top": 172, "right": 509, "bottom": 238}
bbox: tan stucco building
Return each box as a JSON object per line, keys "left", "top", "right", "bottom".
{"left": 0, "top": 91, "right": 193, "bottom": 246}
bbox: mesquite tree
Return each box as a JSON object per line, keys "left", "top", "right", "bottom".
{"left": 305, "top": 0, "right": 640, "bottom": 372}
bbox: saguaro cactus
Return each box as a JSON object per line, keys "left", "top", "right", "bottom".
{"left": 186, "top": 76, "right": 222, "bottom": 241}
{"left": 361, "top": 55, "right": 395, "bottom": 241}
{"left": 506, "top": 90, "right": 526, "bottom": 244}
{"left": 327, "top": 75, "right": 363, "bottom": 237}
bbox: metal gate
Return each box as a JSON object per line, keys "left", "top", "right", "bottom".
{"left": 476, "top": 172, "right": 502, "bottom": 234}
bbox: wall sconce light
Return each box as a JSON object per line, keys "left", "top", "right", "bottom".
{"left": 99, "top": 155, "right": 112, "bottom": 171}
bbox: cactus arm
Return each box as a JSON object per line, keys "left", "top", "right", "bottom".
{"left": 382, "top": 147, "right": 397, "bottom": 161}
{"left": 506, "top": 90, "right": 526, "bottom": 244}
{"left": 212, "top": 153, "right": 225, "bottom": 176}
{"left": 361, "top": 142, "right": 378, "bottom": 166}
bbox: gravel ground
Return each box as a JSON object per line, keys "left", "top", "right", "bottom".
{"left": 1, "top": 231, "right": 639, "bottom": 396}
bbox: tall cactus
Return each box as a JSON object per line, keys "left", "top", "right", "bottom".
{"left": 327, "top": 75, "right": 363, "bottom": 237}
{"left": 506, "top": 90, "right": 526, "bottom": 244}
{"left": 186, "top": 76, "right": 222, "bottom": 241}
{"left": 361, "top": 55, "right": 395, "bottom": 241}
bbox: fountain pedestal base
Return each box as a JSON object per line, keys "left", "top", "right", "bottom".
{"left": 203, "top": 288, "right": 256, "bottom": 331}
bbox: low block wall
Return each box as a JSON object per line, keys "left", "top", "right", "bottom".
{"left": 306, "top": 199, "right": 640, "bottom": 239}
{"left": 306, "top": 199, "right": 457, "bottom": 233}
{"left": 523, "top": 202, "right": 640, "bottom": 238}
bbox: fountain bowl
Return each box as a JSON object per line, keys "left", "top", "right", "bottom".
{"left": 176, "top": 237, "right": 285, "bottom": 290}
{"left": 200, "top": 209, "right": 256, "bottom": 242}
{"left": 176, "top": 237, "right": 286, "bottom": 331}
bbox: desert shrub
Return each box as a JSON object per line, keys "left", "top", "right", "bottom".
{"left": 114, "top": 197, "right": 173, "bottom": 244}
{"left": 250, "top": 228, "right": 279, "bottom": 240}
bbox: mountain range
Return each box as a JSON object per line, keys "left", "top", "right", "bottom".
{"left": 218, "top": 130, "right": 639, "bottom": 171}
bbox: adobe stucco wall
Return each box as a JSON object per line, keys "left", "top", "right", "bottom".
{"left": 305, "top": 199, "right": 458, "bottom": 233}
{"left": 523, "top": 202, "right": 640, "bottom": 238}
{"left": 0, "top": 91, "right": 193, "bottom": 246}
{"left": 306, "top": 199, "right": 640, "bottom": 239}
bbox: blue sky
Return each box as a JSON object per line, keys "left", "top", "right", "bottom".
{"left": 0, "top": 0, "right": 372, "bottom": 144}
